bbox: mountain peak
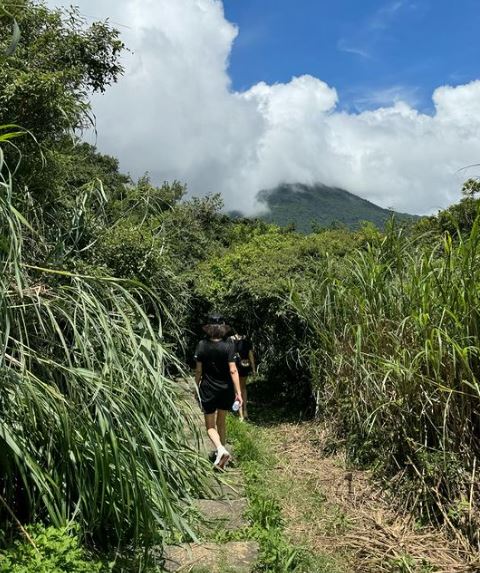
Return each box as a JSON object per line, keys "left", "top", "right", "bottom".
{"left": 257, "top": 183, "right": 417, "bottom": 233}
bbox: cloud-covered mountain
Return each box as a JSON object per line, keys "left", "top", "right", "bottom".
{"left": 48, "top": 0, "right": 480, "bottom": 216}
{"left": 257, "top": 183, "right": 417, "bottom": 233}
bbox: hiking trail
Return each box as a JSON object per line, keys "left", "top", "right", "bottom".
{"left": 162, "top": 377, "right": 259, "bottom": 573}
{"left": 161, "top": 378, "right": 477, "bottom": 573}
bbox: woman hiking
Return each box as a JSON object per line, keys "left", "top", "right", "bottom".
{"left": 195, "top": 314, "right": 243, "bottom": 469}
{"left": 230, "top": 332, "right": 256, "bottom": 421}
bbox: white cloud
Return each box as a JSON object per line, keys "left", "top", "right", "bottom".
{"left": 351, "top": 85, "right": 421, "bottom": 110}
{"left": 48, "top": 0, "right": 480, "bottom": 215}
{"left": 337, "top": 38, "right": 371, "bottom": 60}
{"left": 369, "top": 0, "right": 407, "bottom": 31}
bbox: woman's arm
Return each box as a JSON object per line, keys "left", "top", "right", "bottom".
{"left": 229, "top": 362, "right": 243, "bottom": 405}
{"left": 195, "top": 362, "right": 202, "bottom": 386}
{"left": 248, "top": 350, "right": 256, "bottom": 376}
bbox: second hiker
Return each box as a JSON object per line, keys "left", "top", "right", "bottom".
{"left": 230, "top": 331, "right": 256, "bottom": 422}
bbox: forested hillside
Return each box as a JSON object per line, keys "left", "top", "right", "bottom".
{"left": 1, "top": 2, "right": 480, "bottom": 572}
{"left": 257, "top": 183, "right": 418, "bottom": 232}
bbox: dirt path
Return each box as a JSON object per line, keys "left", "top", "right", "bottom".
{"left": 261, "top": 420, "right": 479, "bottom": 573}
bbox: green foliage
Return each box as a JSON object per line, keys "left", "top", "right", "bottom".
{"left": 94, "top": 220, "right": 170, "bottom": 283}
{"left": 0, "top": 1, "right": 125, "bottom": 207}
{"left": 416, "top": 179, "right": 480, "bottom": 237}
{"left": 36, "top": 143, "right": 130, "bottom": 259}
{"left": 194, "top": 184, "right": 480, "bottom": 545}
{"left": 290, "top": 214, "right": 480, "bottom": 540}
{"left": 61, "top": 143, "right": 131, "bottom": 201}
{"left": 0, "top": 132, "right": 209, "bottom": 550}
{"left": 107, "top": 175, "right": 186, "bottom": 223}
{"left": 195, "top": 225, "right": 364, "bottom": 405}
{"left": 0, "top": 1, "right": 124, "bottom": 137}
{"left": 88, "top": 189, "right": 234, "bottom": 360}
{"left": 258, "top": 183, "right": 417, "bottom": 233}
{"left": 90, "top": 217, "right": 192, "bottom": 353}
{"left": 197, "top": 225, "right": 364, "bottom": 303}
{"left": 226, "top": 418, "right": 304, "bottom": 572}
{"left": 3, "top": 0, "right": 480, "bottom": 557}
{"left": 0, "top": 526, "right": 106, "bottom": 573}
{"left": 160, "top": 193, "right": 232, "bottom": 269}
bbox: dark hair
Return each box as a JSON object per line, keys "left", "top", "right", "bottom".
{"left": 205, "top": 313, "right": 225, "bottom": 325}
{"left": 202, "top": 324, "right": 232, "bottom": 339}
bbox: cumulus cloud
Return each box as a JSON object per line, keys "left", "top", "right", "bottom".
{"left": 48, "top": 0, "right": 480, "bottom": 214}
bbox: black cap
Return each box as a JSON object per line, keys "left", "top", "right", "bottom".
{"left": 206, "top": 313, "right": 225, "bottom": 325}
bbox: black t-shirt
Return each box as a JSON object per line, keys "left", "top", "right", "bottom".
{"left": 195, "top": 338, "right": 235, "bottom": 391}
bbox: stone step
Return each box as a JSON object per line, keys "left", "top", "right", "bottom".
{"left": 163, "top": 541, "right": 259, "bottom": 573}
{"left": 206, "top": 470, "right": 246, "bottom": 500}
{"left": 194, "top": 498, "right": 248, "bottom": 532}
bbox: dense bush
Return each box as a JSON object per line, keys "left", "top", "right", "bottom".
{"left": 0, "top": 526, "right": 105, "bottom": 573}
{"left": 3, "top": 0, "right": 480, "bottom": 559}
{"left": 0, "top": 1, "right": 124, "bottom": 207}
{"left": 0, "top": 130, "right": 209, "bottom": 550}
{"left": 195, "top": 225, "right": 364, "bottom": 406}
{"left": 415, "top": 178, "right": 480, "bottom": 237}
{"left": 195, "top": 205, "right": 480, "bottom": 543}
{"left": 290, "top": 217, "right": 480, "bottom": 542}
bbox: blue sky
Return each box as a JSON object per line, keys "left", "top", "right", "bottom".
{"left": 223, "top": 0, "right": 480, "bottom": 112}
{"left": 57, "top": 0, "right": 480, "bottom": 214}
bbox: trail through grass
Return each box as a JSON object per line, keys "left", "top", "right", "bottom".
{"left": 226, "top": 398, "right": 476, "bottom": 573}
{"left": 225, "top": 415, "right": 347, "bottom": 573}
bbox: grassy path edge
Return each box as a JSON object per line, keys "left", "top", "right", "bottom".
{"left": 221, "top": 416, "right": 344, "bottom": 573}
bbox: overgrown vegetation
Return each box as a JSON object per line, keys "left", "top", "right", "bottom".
{"left": 2, "top": 0, "right": 480, "bottom": 568}
{"left": 199, "top": 187, "right": 480, "bottom": 548}
{"left": 0, "top": 526, "right": 107, "bottom": 572}
{"left": 290, "top": 203, "right": 480, "bottom": 543}
{"left": 0, "top": 128, "right": 210, "bottom": 552}
{"left": 0, "top": 1, "right": 210, "bottom": 566}
{"left": 195, "top": 224, "right": 366, "bottom": 404}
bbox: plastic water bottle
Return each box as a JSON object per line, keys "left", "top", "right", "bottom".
{"left": 232, "top": 400, "right": 241, "bottom": 412}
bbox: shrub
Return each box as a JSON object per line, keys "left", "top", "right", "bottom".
{"left": 195, "top": 226, "right": 363, "bottom": 407}
{"left": 0, "top": 131, "right": 209, "bottom": 549}
{"left": 291, "top": 215, "right": 480, "bottom": 540}
{"left": 0, "top": 526, "right": 105, "bottom": 572}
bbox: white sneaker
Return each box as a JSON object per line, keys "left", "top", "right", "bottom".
{"left": 213, "top": 446, "right": 231, "bottom": 470}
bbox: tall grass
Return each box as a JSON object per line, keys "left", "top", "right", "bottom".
{"left": 291, "top": 218, "right": 480, "bottom": 544}
{"left": 0, "top": 130, "right": 208, "bottom": 548}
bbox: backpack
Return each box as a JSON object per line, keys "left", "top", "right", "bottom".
{"left": 232, "top": 336, "right": 251, "bottom": 369}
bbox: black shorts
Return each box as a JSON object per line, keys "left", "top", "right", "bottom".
{"left": 200, "top": 386, "right": 235, "bottom": 415}
{"left": 237, "top": 365, "right": 252, "bottom": 378}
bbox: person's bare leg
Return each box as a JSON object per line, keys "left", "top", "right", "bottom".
{"left": 216, "top": 409, "right": 227, "bottom": 446}
{"left": 204, "top": 413, "right": 222, "bottom": 450}
{"left": 239, "top": 377, "right": 248, "bottom": 420}
{"left": 207, "top": 410, "right": 230, "bottom": 469}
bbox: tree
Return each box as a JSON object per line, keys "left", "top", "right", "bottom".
{"left": 0, "top": 1, "right": 125, "bottom": 201}
{"left": 0, "top": 1, "right": 124, "bottom": 137}
{"left": 461, "top": 177, "right": 480, "bottom": 199}
{"left": 107, "top": 175, "right": 187, "bottom": 222}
